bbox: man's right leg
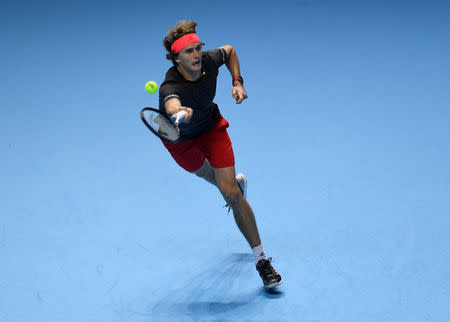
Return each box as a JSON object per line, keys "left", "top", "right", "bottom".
{"left": 194, "top": 159, "right": 217, "bottom": 186}
{"left": 194, "top": 160, "right": 234, "bottom": 206}
{"left": 194, "top": 160, "right": 246, "bottom": 206}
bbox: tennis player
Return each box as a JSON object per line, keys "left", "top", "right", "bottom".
{"left": 158, "top": 20, "right": 282, "bottom": 288}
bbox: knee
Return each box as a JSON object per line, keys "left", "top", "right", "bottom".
{"left": 219, "top": 184, "right": 242, "bottom": 203}
{"left": 194, "top": 161, "right": 215, "bottom": 182}
{"left": 194, "top": 168, "right": 206, "bottom": 178}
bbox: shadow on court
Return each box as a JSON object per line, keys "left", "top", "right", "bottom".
{"left": 151, "top": 253, "right": 284, "bottom": 320}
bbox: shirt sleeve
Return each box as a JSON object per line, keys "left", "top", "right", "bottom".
{"left": 204, "top": 48, "right": 227, "bottom": 69}
{"left": 158, "top": 82, "right": 181, "bottom": 112}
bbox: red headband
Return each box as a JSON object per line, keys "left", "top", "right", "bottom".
{"left": 171, "top": 33, "right": 201, "bottom": 54}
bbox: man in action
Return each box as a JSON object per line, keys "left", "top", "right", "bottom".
{"left": 158, "top": 20, "right": 282, "bottom": 288}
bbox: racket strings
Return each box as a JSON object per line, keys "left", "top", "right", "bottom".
{"left": 142, "top": 110, "right": 180, "bottom": 141}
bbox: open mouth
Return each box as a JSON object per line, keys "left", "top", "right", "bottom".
{"left": 193, "top": 61, "right": 201, "bottom": 66}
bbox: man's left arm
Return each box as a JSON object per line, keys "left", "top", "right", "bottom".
{"left": 220, "top": 45, "right": 248, "bottom": 104}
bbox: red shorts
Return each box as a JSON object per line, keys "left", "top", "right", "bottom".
{"left": 162, "top": 117, "right": 235, "bottom": 172}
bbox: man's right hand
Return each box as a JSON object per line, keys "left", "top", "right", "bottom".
{"left": 165, "top": 97, "right": 193, "bottom": 123}
{"left": 178, "top": 106, "right": 193, "bottom": 123}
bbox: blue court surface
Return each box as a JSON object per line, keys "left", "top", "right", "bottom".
{"left": 1, "top": 1, "right": 449, "bottom": 321}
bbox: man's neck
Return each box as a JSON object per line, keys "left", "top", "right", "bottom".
{"left": 177, "top": 65, "right": 201, "bottom": 81}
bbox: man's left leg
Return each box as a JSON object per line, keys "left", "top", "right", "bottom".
{"left": 194, "top": 159, "right": 245, "bottom": 207}
{"left": 195, "top": 118, "right": 282, "bottom": 287}
{"left": 213, "top": 166, "right": 261, "bottom": 248}
{"left": 214, "top": 166, "right": 282, "bottom": 288}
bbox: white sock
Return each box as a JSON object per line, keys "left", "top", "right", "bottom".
{"left": 252, "top": 244, "right": 267, "bottom": 265}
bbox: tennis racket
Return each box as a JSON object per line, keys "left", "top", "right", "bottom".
{"left": 140, "top": 107, "right": 186, "bottom": 143}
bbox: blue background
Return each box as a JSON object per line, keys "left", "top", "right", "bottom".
{"left": 1, "top": 0, "right": 449, "bottom": 321}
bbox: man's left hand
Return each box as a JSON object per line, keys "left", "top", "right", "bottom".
{"left": 232, "top": 85, "right": 248, "bottom": 104}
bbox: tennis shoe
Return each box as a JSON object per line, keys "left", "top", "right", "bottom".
{"left": 256, "top": 257, "right": 283, "bottom": 288}
{"left": 236, "top": 173, "right": 247, "bottom": 198}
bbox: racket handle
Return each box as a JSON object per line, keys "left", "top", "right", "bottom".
{"left": 171, "top": 110, "right": 186, "bottom": 124}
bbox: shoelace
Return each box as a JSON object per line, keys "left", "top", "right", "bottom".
{"left": 258, "top": 257, "right": 279, "bottom": 275}
{"left": 223, "top": 202, "right": 232, "bottom": 214}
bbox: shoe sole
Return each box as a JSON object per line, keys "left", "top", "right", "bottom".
{"left": 236, "top": 174, "right": 247, "bottom": 198}
{"left": 264, "top": 278, "right": 283, "bottom": 288}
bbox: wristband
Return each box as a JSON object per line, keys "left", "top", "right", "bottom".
{"left": 232, "top": 76, "right": 244, "bottom": 86}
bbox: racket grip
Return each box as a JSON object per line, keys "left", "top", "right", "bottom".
{"left": 171, "top": 111, "right": 186, "bottom": 124}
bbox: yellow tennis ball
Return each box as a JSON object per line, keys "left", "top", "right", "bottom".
{"left": 145, "top": 81, "right": 158, "bottom": 94}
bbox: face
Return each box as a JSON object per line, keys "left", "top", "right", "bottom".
{"left": 175, "top": 42, "right": 203, "bottom": 73}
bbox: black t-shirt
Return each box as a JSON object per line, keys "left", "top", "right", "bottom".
{"left": 159, "top": 48, "right": 227, "bottom": 141}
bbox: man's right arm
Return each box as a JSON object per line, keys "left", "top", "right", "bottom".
{"left": 165, "top": 98, "right": 193, "bottom": 121}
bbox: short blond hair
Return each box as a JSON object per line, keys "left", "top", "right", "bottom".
{"left": 162, "top": 20, "right": 198, "bottom": 63}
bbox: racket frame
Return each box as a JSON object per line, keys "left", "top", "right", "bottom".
{"left": 140, "top": 107, "right": 180, "bottom": 143}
